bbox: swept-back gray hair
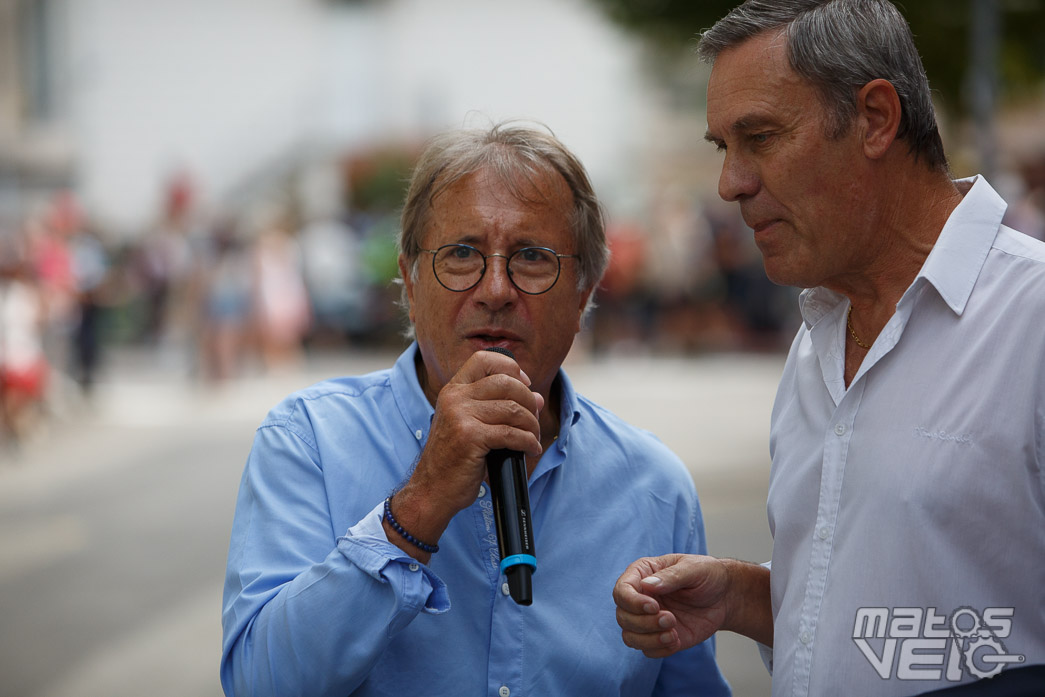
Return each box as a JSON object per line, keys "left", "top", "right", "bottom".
{"left": 698, "top": 0, "right": 947, "bottom": 171}
{"left": 397, "top": 122, "right": 609, "bottom": 303}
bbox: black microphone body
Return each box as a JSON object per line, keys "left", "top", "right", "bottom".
{"left": 483, "top": 347, "right": 536, "bottom": 605}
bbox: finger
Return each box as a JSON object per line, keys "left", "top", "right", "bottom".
{"left": 635, "top": 554, "right": 701, "bottom": 595}
{"left": 482, "top": 420, "right": 543, "bottom": 459}
{"left": 453, "top": 350, "right": 532, "bottom": 387}
{"left": 620, "top": 624, "right": 682, "bottom": 657}
{"left": 642, "top": 640, "right": 684, "bottom": 660}
{"left": 616, "top": 605, "right": 675, "bottom": 635}
{"left": 438, "top": 374, "right": 541, "bottom": 432}
{"left": 613, "top": 567, "right": 661, "bottom": 615}
{"left": 466, "top": 373, "right": 541, "bottom": 416}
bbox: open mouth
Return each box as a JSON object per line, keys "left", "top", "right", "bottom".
{"left": 468, "top": 333, "right": 520, "bottom": 350}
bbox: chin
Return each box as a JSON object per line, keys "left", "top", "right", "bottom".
{"left": 761, "top": 263, "right": 793, "bottom": 287}
{"left": 761, "top": 255, "right": 817, "bottom": 289}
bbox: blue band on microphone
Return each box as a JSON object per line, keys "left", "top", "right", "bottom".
{"left": 500, "top": 554, "right": 537, "bottom": 575}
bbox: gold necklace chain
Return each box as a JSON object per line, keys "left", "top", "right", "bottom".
{"left": 847, "top": 306, "right": 872, "bottom": 350}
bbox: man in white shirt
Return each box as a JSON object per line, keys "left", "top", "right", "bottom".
{"left": 613, "top": 1, "right": 1045, "bottom": 695}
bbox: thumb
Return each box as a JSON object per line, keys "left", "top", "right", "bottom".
{"left": 639, "top": 556, "right": 697, "bottom": 595}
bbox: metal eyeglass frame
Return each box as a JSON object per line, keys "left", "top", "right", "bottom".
{"left": 419, "top": 243, "right": 579, "bottom": 295}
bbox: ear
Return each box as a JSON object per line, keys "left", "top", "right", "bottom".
{"left": 857, "top": 79, "right": 901, "bottom": 160}
{"left": 574, "top": 287, "right": 593, "bottom": 334}
{"left": 397, "top": 255, "right": 417, "bottom": 324}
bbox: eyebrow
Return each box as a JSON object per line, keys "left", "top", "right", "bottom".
{"left": 451, "top": 235, "right": 545, "bottom": 249}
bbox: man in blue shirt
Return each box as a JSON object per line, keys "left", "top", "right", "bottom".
{"left": 220, "top": 122, "right": 730, "bottom": 697}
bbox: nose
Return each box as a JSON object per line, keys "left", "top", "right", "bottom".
{"left": 718, "top": 150, "right": 760, "bottom": 202}
{"left": 472, "top": 254, "right": 517, "bottom": 309}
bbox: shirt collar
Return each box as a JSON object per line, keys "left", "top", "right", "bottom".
{"left": 914, "top": 175, "right": 1006, "bottom": 316}
{"left": 391, "top": 342, "right": 436, "bottom": 442}
{"left": 798, "top": 174, "right": 1007, "bottom": 326}
{"left": 554, "top": 366, "right": 582, "bottom": 446}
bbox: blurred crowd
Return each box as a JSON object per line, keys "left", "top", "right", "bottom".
{"left": 3, "top": 148, "right": 1044, "bottom": 451}
{"left": 588, "top": 191, "right": 799, "bottom": 357}
{"left": 0, "top": 168, "right": 405, "bottom": 450}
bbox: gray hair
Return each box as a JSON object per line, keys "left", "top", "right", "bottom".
{"left": 397, "top": 122, "right": 609, "bottom": 313}
{"left": 698, "top": 0, "right": 947, "bottom": 171}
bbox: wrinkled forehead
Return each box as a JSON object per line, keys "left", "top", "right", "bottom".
{"left": 434, "top": 159, "right": 572, "bottom": 208}
{"left": 426, "top": 166, "right": 575, "bottom": 237}
{"left": 419, "top": 167, "right": 575, "bottom": 254}
{"left": 706, "top": 31, "right": 814, "bottom": 136}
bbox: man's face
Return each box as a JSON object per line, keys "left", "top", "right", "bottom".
{"left": 400, "top": 167, "right": 591, "bottom": 403}
{"left": 705, "top": 31, "right": 871, "bottom": 289}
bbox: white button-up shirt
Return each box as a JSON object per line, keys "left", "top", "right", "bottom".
{"left": 766, "top": 176, "right": 1045, "bottom": 696}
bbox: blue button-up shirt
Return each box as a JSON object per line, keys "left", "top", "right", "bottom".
{"left": 221, "top": 343, "right": 730, "bottom": 697}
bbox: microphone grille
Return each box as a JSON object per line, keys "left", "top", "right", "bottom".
{"left": 483, "top": 346, "right": 516, "bottom": 361}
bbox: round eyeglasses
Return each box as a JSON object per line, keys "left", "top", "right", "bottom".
{"left": 420, "top": 243, "right": 579, "bottom": 295}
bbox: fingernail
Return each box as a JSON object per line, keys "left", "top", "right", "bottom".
{"left": 659, "top": 631, "right": 674, "bottom": 645}
{"left": 643, "top": 602, "right": 657, "bottom": 614}
{"left": 642, "top": 576, "right": 662, "bottom": 586}
{"left": 658, "top": 615, "right": 672, "bottom": 629}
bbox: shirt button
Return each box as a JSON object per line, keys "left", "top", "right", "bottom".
{"left": 834, "top": 424, "right": 846, "bottom": 436}
{"left": 499, "top": 687, "right": 510, "bottom": 697}
{"left": 414, "top": 429, "right": 423, "bottom": 440}
{"left": 800, "top": 631, "right": 812, "bottom": 645}
{"left": 501, "top": 582, "right": 510, "bottom": 596}
{"left": 478, "top": 484, "right": 487, "bottom": 498}
{"left": 818, "top": 526, "right": 830, "bottom": 540}
{"left": 408, "top": 563, "right": 420, "bottom": 572}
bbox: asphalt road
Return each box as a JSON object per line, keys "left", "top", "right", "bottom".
{"left": 0, "top": 345, "right": 782, "bottom": 697}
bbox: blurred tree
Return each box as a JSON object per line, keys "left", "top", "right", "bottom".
{"left": 590, "top": 0, "right": 1045, "bottom": 114}
{"left": 344, "top": 146, "right": 418, "bottom": 215}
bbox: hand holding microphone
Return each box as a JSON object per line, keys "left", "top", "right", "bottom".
{"left": 483, "top": 347, "right": 537, "bottom": 605}
{"left": 384, "top": 346, "right": 540, "bottom": 602}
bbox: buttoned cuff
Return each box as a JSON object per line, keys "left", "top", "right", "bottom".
{"left": 337, "top": 500, "right": 450, "bottom": 614}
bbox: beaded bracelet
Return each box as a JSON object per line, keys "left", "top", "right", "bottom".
{"left": 383, "top": 497, "right": 439, "bottom": 554}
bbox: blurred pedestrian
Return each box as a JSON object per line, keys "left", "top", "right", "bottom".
{"left": 59, "top": 199, "right": 111, "bottom": 395}
{"left": 198, "top": 221, "right": 253, "bottom": 383}
{"left": 221, "top": 121, "right": 730, "bottom": 697}
{"left": 0, "top": 234, "right": 48, "bottom": 447}
{"left": 1004, "top": 152, "right": 1045, "bottom": 242}
{"left": 589, "top": 219, "right": 647, "bottom": 352}
{"left": 25, "top": 209, "right": 75, "bottom": 368}
{"left": 615, "top": 2, "right": 1045, "bottom": 695}
{"left": 250, "top": 211, "right": 310, "bottom": 372}
{"left": 299, "top": 211, "right": 368, "bottom": 346}
{"left": 136, "top": 174, "right": 205, "bottom": 371}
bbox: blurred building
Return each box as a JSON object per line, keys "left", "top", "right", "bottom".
{"left": 0, "top": 0, "right": 75, "bottom": 225}
{"left": 0, "top": 0, "right": 659, "bottom": 237}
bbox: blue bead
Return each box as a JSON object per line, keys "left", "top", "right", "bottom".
{"left": 384, "top": 497, "right": 438, "bottom": 553}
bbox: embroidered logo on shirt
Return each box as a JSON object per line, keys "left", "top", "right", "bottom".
{"left": 479, "top": 499, "right": 499, "bottom": 572}
{"left": 852, "top": 606, "right": 1025, "bottom": 681}
{"left": 913, "top": 426, "right": 972, "bottom": 445}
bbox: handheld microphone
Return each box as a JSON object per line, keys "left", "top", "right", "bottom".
{"left": 483, "top": 347, "right": 536, "bottom": 606}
